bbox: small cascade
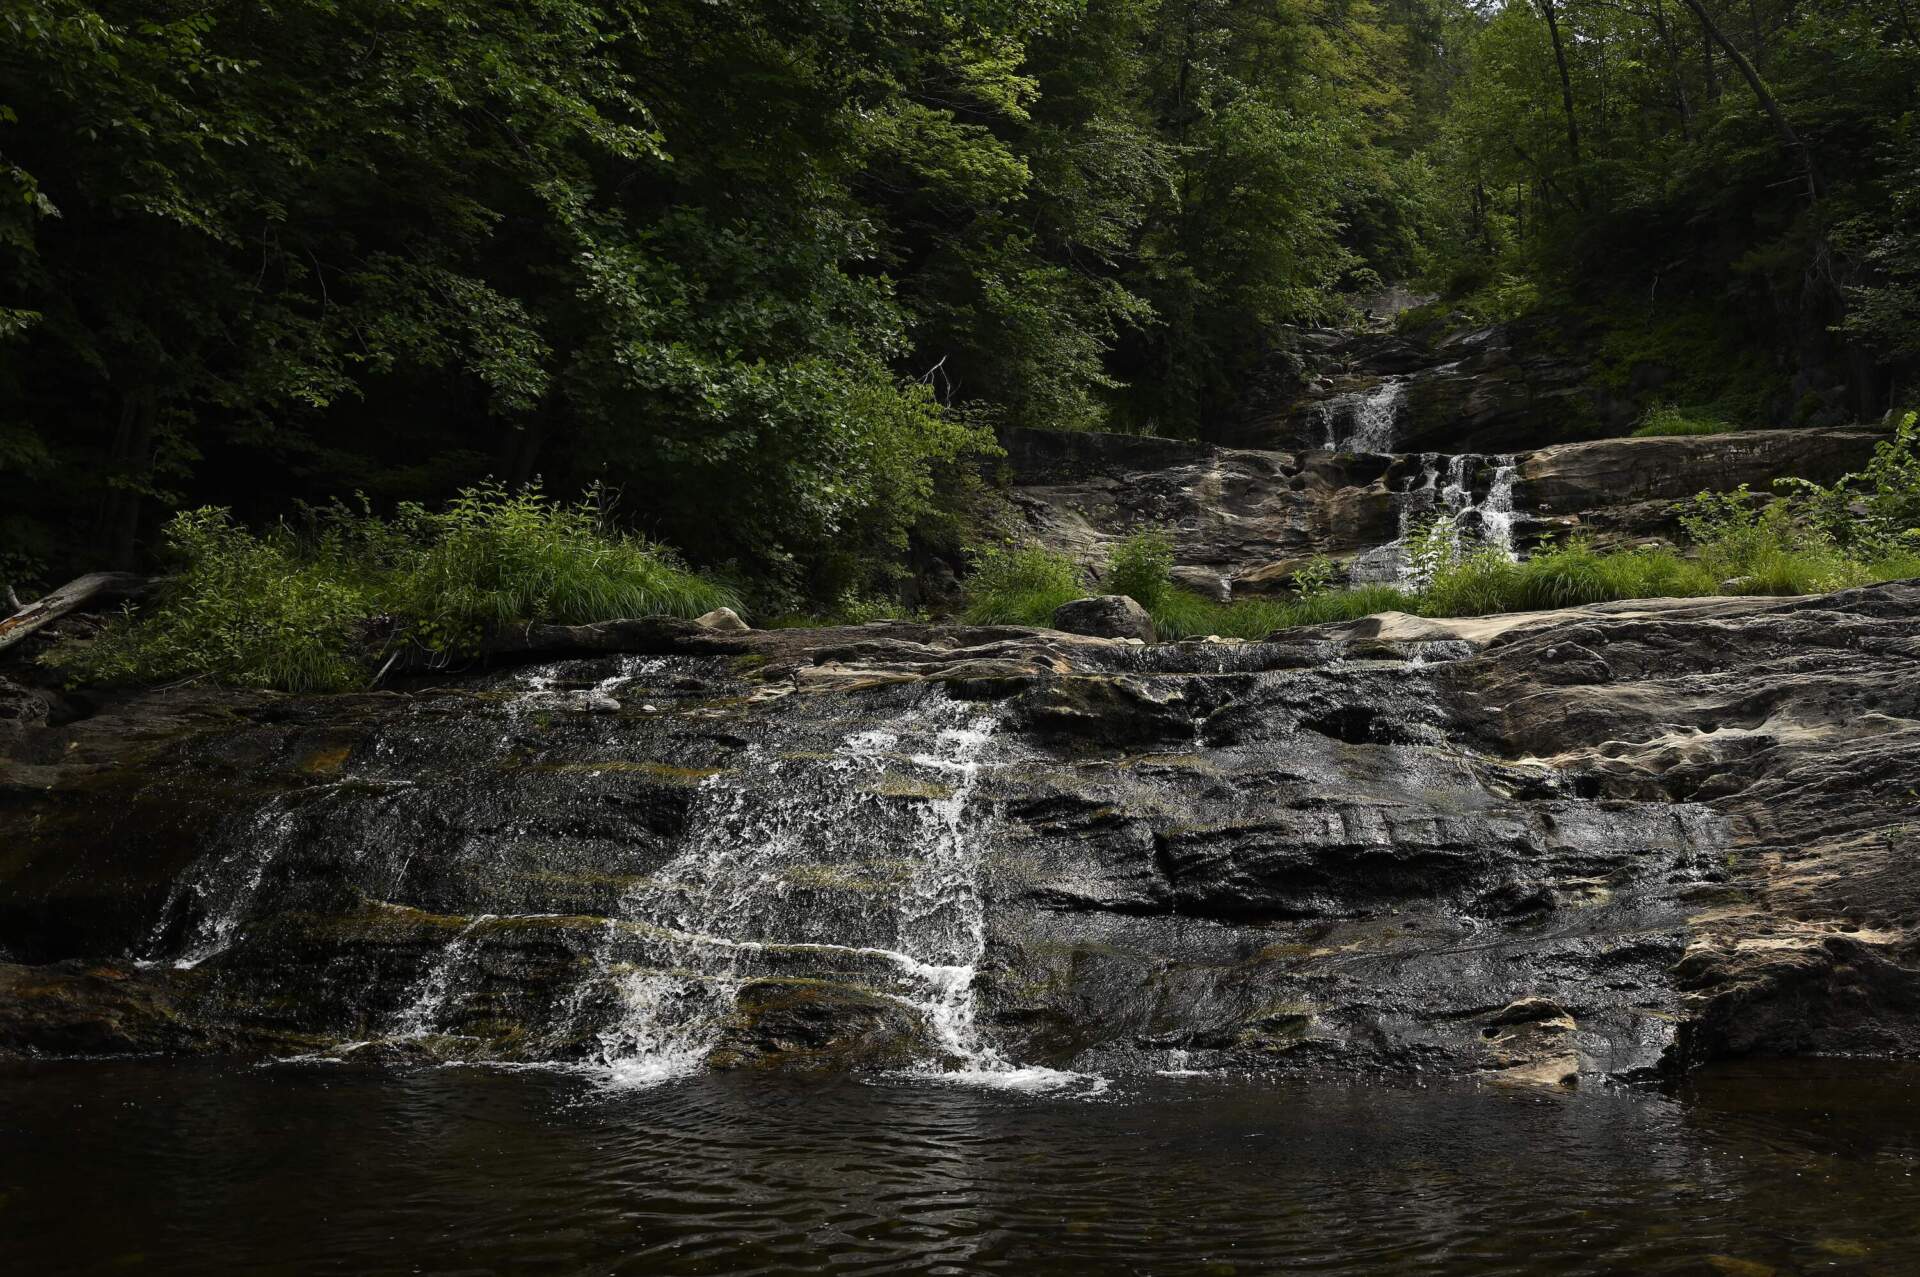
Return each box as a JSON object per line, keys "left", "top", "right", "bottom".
{"left": 1477, "top": 456, "right": 1519, "bottom": 555}
{"left": 1346, "top": 452, "right": 1521, "bottom": 585}
{"left": 142, "top": 795, "right": 307, "bottom": 970}
{"left": 508, "top": 655, "right": 667, "bottom": 716}
{"left": 390, "top": 914, "right": 495, "bottom": 1039}
{"left": 566, "top": 693, "right": 1082, "bottom": 1090}
{"left": 1312, "top": 378, "right": 1406, "bottom": 454}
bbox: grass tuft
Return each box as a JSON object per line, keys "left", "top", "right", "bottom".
{"left": 1631, "top": 403, "right": 1741, "bottom": 438}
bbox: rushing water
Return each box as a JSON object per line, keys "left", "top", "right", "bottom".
{"left": 2, "top": 1059, "right": 1915, "bottom": 1275}
{"left": 1347, "top": 452, "right": 1520, "bottom": 585}
{"left": 1314, "top": 378, "right": 1407, "bottom": 453}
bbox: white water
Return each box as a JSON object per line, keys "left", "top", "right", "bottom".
{"left": 509, "top": 656, "right": 667, "bottom": 716}
{"left": 143, "top": 796, "right": 305, "bottom": 970}
{"left": 1346, "top": 452, "right": 1521, "bottom": 585}
{"left": 576, "top": 695, "right": 1091, "bottom": 1092}
{"left": 1315, "top": 378, "right": 1406, "bottom": 454}
{"left": 144, "top": 672, "right": 1096, "bottom": 1091}
{"left": 390, "top": 914, "right": 496, "bottom": 1039}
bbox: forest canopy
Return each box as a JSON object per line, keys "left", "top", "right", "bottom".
{"left": 2, "top": 0, "right": 1915, "bottom": 606}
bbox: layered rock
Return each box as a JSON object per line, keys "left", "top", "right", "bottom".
{"left": 1228, "top": 312, "right": 1861, "bottom": 456}
{"left": 1006, "top": 423, "right": 1881, "bottom": 593}
{"left": 1230, "top": 316, "right": 1631, "bottom": 454}
{"left": 4, "top": 582, "right": 1917, "bottom": 1082}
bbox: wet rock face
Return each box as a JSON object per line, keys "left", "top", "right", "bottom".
{"left": 5, "top": 582, "right": 1918, "bottom": 1083}
{"left": 1017, "top": 313, "right": 1884, "bottom": 594}
{"left": 1229, "top": 316, "right": 1631, "bottom": 455}
{"left": 1005, "top": 423, "right": 1880, "bottom": 592}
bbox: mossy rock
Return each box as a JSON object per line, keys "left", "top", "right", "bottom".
{"left": 704, "top": 978, "right": 930, "bottom": 1071}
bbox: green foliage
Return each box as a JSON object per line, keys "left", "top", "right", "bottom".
{"left": 1, "top": 0, "right": 1459, "bottom": 593}
{"left": 1825, "top": 411, "right": 1920, "bottom": 554}
{"left": 1292, "top": 556, "right": 1339, "bottom": 599}
{"left": 51, "top": 508, "right": 379, "bottom": 693}
{"left": 51, "top": 486, "right": 737, "bottom": 691}
{"left": 1632, "top": 405, "right": 1740, "bottom": 439}
{"left": 1404, "top": 514, "right": 1462, "bottom": 594}
{"left": 962, "top": 534, "right": 1424, "bottom": 638}
{"left": 1419, "top": 537, "right": 1716, "bottom": 617}
{"left": 383, "top": 483, "right": 740, "bottom": 654}
{"left": 1104, "top": 530, "right": 1175, "bottom": 611}
{"left": 1418, "top": 0, "right": 1920, "bottom": 418}
{"left": 959, "top": 545, "right": 1089, "bottom": 625}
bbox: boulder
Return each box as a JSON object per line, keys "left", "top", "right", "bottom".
{"left": 1050, "top": 594, "right": 1156, "bottom": 642}
{"left": 693, "top": 607, "right": 749, "bottom": 633}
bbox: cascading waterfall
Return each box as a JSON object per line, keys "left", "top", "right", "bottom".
{"left": 141, "top": 794, "right": 308, "bottom": 970}
{"left": 390, "top": 914, "right": 496, "bottom": 1039}
{"left": 1476, "top": 456, "right": 1518, "bottom": 556}
{"left": 138, "top": 662, "right": 1093, "bottom": 1090}
{"left": 1313, "top": 378, "right": 1406, "bottom": 454}
{"left": 571, "top": 694, "right": 1083, "bottom": 1091}
{"left": 1346, "top": 452, "right": 1520, "bottom": 585}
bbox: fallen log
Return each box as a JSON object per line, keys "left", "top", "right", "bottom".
{"left": 0, "top": 573, "right": 150, "bottom": 657}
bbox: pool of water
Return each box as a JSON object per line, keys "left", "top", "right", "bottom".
{"left": 2, "top": 1060, "right": 1915, "bottom": 1275}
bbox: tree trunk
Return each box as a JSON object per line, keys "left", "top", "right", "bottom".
{"left": 0, "top": 573, "right": 150, "bottom": 656}
{"left": 1652, "top": 2, "right": 1695, "bottom": 140}
{"left": 1676, "top": 0, "right": 1825, "bottom": 200}
{"left": 1535, "top": 0, "right": 1585, "bottom": 189}
{"left": 95, "top": 387, "right": 157, "bottom": 571}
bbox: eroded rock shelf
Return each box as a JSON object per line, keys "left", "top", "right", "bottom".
{"left": 5, "top": 583, "right": 1916, "bottom": 1084}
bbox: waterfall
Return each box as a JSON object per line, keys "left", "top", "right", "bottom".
{"left": 1477, "top": 456, "right": 1518, "bottom": 555}
{"left": 569, "top": 693, "right": 1085, "bottom": 1091}
{"left": 142, "top": 794, "right": 307, "bottom": 970}
{"left": 390, "top": 914, "right": 495, "bottom": 1039}
{"left": 139, "top": 666, "right": 1094, "bottom": 1090}
{"left": 1346, "top": 453, "right": 1521, "bottom": 585}
{"left": 1313, "top": 378, "right": 1405, "bottom": 454}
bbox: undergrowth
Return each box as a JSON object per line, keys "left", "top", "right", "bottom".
{"left": 1630, "top": 404, "right": 1741, "bottom": 438}
{"left": 51, "top": 484, "right": 738, "bottom": 692}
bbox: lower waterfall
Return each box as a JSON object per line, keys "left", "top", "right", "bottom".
{"left": 554, "top": 693, "right": 1090, "bottom": 1091}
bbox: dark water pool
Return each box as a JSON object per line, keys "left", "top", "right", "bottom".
{"left": 2, "top": 1060, "right": 1916, "bottom": 1275}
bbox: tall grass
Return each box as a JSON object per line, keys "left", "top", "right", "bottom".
{"left": 960, "top": 545, "right": 1090, "bottom": 625}
{"left": 1631, "top": 403, "right": 1741, "bottom": 438}
{"left": 388, "top": 483, "right": 738, "bottom": 650}
{"left": 53, "top": 484, "right": 738, "bottom": 691}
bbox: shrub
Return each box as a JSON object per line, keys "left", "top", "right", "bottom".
{"left": 1631, "top": 404, "right": 1739, "bottom": 438}
{"left": 1292, "top": 556, "right": 1340, "bottom": 599}
{"left": 54, "top": 508, "right": 377, "bottom": 693}
{"left": 384, "top": 483, "right": 737, "bottom": 652}
{"left": 960, "top": 545, "right": 1088, "bottom": 625}
{"left": 1672, "top": 484, "right": 1865, "bottom": 592}
{"left": 1404, "top": 514, "right": 1461, "bottom": 593}
{"left": 1778, "top": 410, "right": 1920, "bottom": 560}
{"left": 1105, "top": 530, "right": 1175, "bottom": 612}
{"left": 51, "top": 485, "right": 739, "bottom": 692}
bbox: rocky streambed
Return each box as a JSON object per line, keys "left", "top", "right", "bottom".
{"left": 4, "top": 582, "right": 1917, "bottom": 1085}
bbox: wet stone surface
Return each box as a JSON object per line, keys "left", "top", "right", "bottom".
{"left": 2, "top": 582, "right": 1918, "bottom": 1088}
